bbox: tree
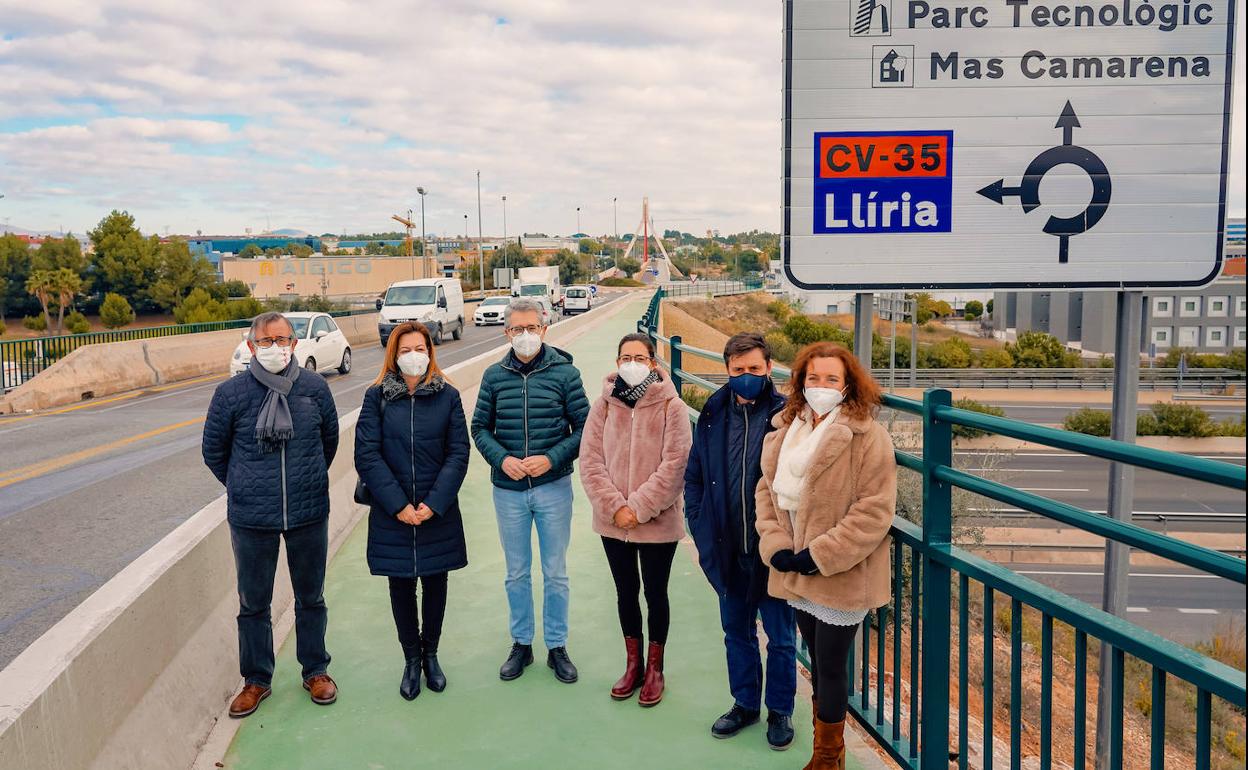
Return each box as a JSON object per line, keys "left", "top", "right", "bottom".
{"left": 33, "top": 236, "right": 88, "bottom": 278}
{"left": 25, "top": 270, "right": 57, "bottom": 334}
{"left": 289, "top": 243, "right": 314, "bottom": 258}
{"left": 0, "top": 233, "right": 34, "bottom": 322}
{"left": 173, "top": 287, "right": 227, "bottom": 324}
{"left": 928, "top": 337, "right": 973, "bottom": 368}
{"left": 50, "top": 268, "right": 83, "bottom": 334}
{"left": 616, "top": 257, "right": 641, "bottom": 277}
{"left": 99, "top": 292, "right": 136, "bottom": 329}
{"left": 551, "top": 249, "right": 588, "bottom": 285}
{"left": 964, "top": 300, "right": 984, "bottom": 319}
{"left": 237, "top": 243, "right": 263, "bottom": 259}
{"left": 89, "top": 211, "right": 161, "bottom": 310}
{"left": 66, "top": 310, "right": 91, "bottom": 334}
{"left": 1007, "top": 331, "right": 1072, "bottom": 368}
{"left": 986, "top": 298, "right": 995, "bottom": 316}
{"left": 488, "top": 243, "right": 534, "bottom": 274}
{"left": 148, "top": 241, "right": 216, "bottom": 311}
{"left": 578, "top": 238, "right": 603, "bottom": 255}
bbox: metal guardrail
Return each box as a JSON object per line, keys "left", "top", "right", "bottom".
{"left": 639, "top": 287, "right": 1247, "bottom": 770}
{"left": 0, "top": 308, "right": 375, "bottom": 391}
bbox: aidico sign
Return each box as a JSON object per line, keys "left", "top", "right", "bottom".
{"left": 782, "top": 0, "right": 1237, "bottom": 290}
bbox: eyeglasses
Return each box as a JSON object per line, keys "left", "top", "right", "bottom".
{"left": 254, "top": 336, "right": 295, "bottom": 348}
{"left": 505, "top": 325, "right": 543, "bottom": 337}
{"left": 618, "top": 355, "right": 652, "bottom": 364}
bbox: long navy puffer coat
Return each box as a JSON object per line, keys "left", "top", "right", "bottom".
{"left": 354, "top": 372, "right": 470, "bottom": 577}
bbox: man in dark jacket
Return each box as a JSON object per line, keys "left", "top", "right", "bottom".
{"left": 471, "top": 298, "right": 590, "bottom": 685}
{"left": 202, "top": 312, "right": 340, "bottom": 719}
{"left": 684, "top": 332, "right": 796, "bottom": 750}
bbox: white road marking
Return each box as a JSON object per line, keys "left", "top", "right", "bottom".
{"left": 1127, "top": 607, "right": 1150, "bottom": 613}
{"left": 1177, "top": 608, "right": 1220, "bottom": 615}
{"left": 1017, "top": 487, "right": 1091, "bottom": 493}
{"left": 964, "top": 468, "right": 1063, "bottom": 473}
{"left": 969, "top": 507, "right": 1245, "bottom": 518}
{"left": 1016, "top": 570, "right": 1221, "bottom": 580}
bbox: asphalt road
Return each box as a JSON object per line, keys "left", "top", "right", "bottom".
{"left": 951, "top": 450, "right": 1246, "bottom": 534}
{"left": 0, "top": 291, "right": 632, "bottom": 670}
{"left": 1005, "top": 562, "right": 1245, "bottom": 645}
{"left": 886, "top": 400, "right": 1246, "bottom": 426}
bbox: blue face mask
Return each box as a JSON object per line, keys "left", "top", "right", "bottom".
{"left": 727, "top": 372, "right": 768, "bottom": 401}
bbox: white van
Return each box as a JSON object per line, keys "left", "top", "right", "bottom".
{"left": 561, "top": 285, "right": 593, "bottom": 315}
{"left": 377, "top": 278, "right": 465, "bottom": 346}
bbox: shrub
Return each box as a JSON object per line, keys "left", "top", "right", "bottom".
{"left": 1222, "top": 349, "right": 1245, "bottom": 371}
{"left": 226, "top": 296, "right": 264, "bottom": 320}
{"left": 22, "top": 314, "right": 47, "bottom": 331}
{"left": 681, "top": 386, "right": 711, "bottom": 412}
{"left": 1008, "top": 331, "right": 1073, "bottom": 368}
{"left": 964, "top": 300, "right": 984, "bottom": 319}
{"left": 174, "top": 287, "right": 228, "bottom": 324}
{"left": 781, "top": 314, "right": 851, "bottom": 347}
{"left": 1064, "top": 408, "right": 1111, "bottom": 437}
{"left": 766, "top": 299, "right": 794, "bottom": 322}
{"left": 764, "top": 331, "right": 798, "bottom": 364}
{"left": 978, "top": 347, "right": 1014, "bottom": 368}
{"left": 599, "top": 277, "right": 643, "bottom": 287}
{"left": 929, "top": 337, "right": 973, "bottom": 368}
{"left": 65, "top": 311, "right": 91, "bottom": 334}
{"left": 98, "top": 293, "right": 135, "bottom": 329}
{"left": 1148, "top": 402, "right": 1217, "bottom": 437}
{"left": 951, "top": 398, "right": 1006, "bottom": 438}
{"left": 1217, "top": 416, "right": 1247, "bottom": 437}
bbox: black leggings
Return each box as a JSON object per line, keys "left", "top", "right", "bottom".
{"left": 388, "top": 573, "right": 448, "bottom": 656}
{"left": 600, "top": 537, "right": 678, "bottom": 644}
{"left": 796, "top": 609, "right": 860, "bottom": 723}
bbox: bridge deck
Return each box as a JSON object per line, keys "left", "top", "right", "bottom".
{"left": 222, "top": 298, "right": 870, "bottom": 769}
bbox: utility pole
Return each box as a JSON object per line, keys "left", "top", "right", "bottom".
{"left": 417, "top": 187, "right": 428, "bottom": 277}
{"left": 476, "top": 171, "right": 485, "bottom": 293}
{"left": 501, "top": 195, "right": 508, "bottom": 271}
{"left": 909, "top": 296, "right": 918, "bottom": 387}
{"left": 889, "top": 293, "right": 898, "bottom": 392}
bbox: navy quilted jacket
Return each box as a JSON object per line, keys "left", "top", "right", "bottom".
{"left": 354, "top": 375, "right": 470, "bottom": 577}
{"left": 470, "top": 345, "right": 590, "bottom": 491}
{"left": 202, "top": 368, "right": 340, "bottom": 531}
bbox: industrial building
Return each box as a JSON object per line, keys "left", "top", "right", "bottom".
{"left": 220, "top": 255, "right": 436, "bottom": 300}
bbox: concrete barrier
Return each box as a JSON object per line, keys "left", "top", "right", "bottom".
{"left": 0, "top": 296, "right": 643, "bottom": 770}
{"left": 0, "top": 314, "right": 382, "bottom": 415}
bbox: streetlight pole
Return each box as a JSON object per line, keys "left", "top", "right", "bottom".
{"left": 576, "top": 206, "right": 581, "bottom": 236}
{"left": 475, "top": 170, "right": 485, "bottom": 294}
{"left": 501, "top": 195, "right": 508, "bottom": 272}
{"left": 407, "top": 207, "right": 415, "bottom": 279}
{"left": 417, "top": 187, "right": 428, "bottom": 276}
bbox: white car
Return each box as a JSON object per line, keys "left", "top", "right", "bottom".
{"left": 230, "top": 312, "right": 352, "bottom": 377}
{"left": 474, "top": 296, "right": 512, "bottom": 326}
{"left": 561, "top": 285, "right": 593, "bottom": 315}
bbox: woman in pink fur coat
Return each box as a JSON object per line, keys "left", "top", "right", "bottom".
{"left": 579, "top": 332, "right": 693, "bottom": 707}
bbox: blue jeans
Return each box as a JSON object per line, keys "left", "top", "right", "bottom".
{"left": 493, "top": 475, "right": 574, "bottom": 649}
{"left": 229, "top": 520, "right": 331, "bottom": 687}
{"left": 718, "top": 588, "right": 797, "bottom": 716}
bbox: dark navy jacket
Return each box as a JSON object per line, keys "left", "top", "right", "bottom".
{"left": 354, "top": 376, "right": 470, "bottom": 577}
{"left": 202, "top": 368, "right": 339, "bottom": 531}
{"left": 683, "top": 380, "right": 786, "bottom": 597}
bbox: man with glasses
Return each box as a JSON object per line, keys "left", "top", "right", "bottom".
{"left": 203, "top": 311, "right": 341, "bottom": 718}
{"left": 471, "top": 298, "right": 591, "bottom": 684}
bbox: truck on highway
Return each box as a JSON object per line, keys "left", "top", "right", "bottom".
{"left": 512, "top": 266, "right": 561, "bottom": 309}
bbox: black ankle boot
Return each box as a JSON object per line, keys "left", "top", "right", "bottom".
{"left": 400, "top": 644, "right": 422, "bottom": 701}
{"left": 422, "top": 647, "right": 446, "bottom": 693}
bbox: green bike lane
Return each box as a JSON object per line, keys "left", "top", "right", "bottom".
{"left": 225, "top": 298, "right": 866, "bottom": 769}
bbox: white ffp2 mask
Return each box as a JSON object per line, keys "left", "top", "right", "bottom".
{"left": 804, "top": 387, "right": 846, "bottom": 416}
{"left": 511, "top": 332, "right": 542, "bottom": 359}
{"left": 254, "top": 344, "right": 292, "bottom": 374}
{"left": 397, "top": 351, "right": 430, "bottom": 378}
{"left": 617, "top": 361, "right": 651, "bottom": 387}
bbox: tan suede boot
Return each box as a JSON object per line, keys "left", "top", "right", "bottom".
{"left": 804, "top": 718, "right": 846, "bottom": 770}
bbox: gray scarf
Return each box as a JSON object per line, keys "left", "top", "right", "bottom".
{"left": 249, "top": 356, "right": 302, "bottom": 453}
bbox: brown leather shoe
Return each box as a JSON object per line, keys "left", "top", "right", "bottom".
{"left": 228, "top": 684, "right": 271, "bottom": 718}
{"left": 804, "top": 718, "right": 846, "bottom": 770}
{"left": 302, "top": 673, "right": 338, "bottom": 705}
{"left": 637, "top": 642, "right": 666, "bottom": 707}
{"left": 611, "top": 637, "right": 645, "bottom": 700}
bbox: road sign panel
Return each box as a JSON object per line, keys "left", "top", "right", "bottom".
{"left": 782, "top": 0, "right": 1237, "bottom": 290}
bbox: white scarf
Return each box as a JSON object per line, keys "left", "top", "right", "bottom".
{"left": 772, "top": 406, "right": 839, "bottom": 513}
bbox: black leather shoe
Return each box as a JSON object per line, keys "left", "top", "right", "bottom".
{"left": 499, "top": 643, "right": 534, "bottom": 681}
{"left": 399, "top": 657, "right": 422, "bottom": 701}
{"left": 423, "top": 652, "right": 447, "bottom": 693}
{"left": 766, "top": 711, "right": 795, "bottom": 751}
{"left": 547, "top": 647, "right": 579, "bottom": 683}
{"left": 711, "top": 704, "right": 760, "bottom": 738}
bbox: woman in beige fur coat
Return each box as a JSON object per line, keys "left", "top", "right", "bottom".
{"left": 755, "top": 342, "right": 896, "bottom": 770}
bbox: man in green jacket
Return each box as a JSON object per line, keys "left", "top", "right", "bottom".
{"left": 471, "top": 298, "right": 591, "bottom": 684}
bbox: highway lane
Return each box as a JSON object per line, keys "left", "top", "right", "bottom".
{"left": 0, "top": 291, "right": 631, "bottom": 669}
{"left": 1004, "top": 563, "right": 1245, "bottom": 645}
{"left": 949, "top": 450, "right": 1246, "bottom": 534}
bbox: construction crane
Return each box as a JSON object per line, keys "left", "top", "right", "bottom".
{"left": 391, "top": 212, "right": 416, "bottom": 258}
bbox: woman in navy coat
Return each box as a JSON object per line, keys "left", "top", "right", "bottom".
{"left": 355, "top": 321, "right": 470, "bottom": 700}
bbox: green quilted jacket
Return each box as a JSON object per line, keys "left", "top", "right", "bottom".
{"left": 470, "top": 345, "right": 591, "bottom": 491}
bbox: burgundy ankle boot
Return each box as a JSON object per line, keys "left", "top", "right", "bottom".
{"left": 638, "top": 641, "right": 666, "bottom": 707}
{"left": 611, "top": 637, "right": 645, "bottom": 700}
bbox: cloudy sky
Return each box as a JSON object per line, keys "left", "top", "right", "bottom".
{"left": 0, "top": 0, "right": 1243, "bottom": 239}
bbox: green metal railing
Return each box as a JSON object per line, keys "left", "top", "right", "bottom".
{"left": 639, "top": 287, "right": 1246, "bottom": 770}
{"left": 0, "top": 308, "right": 375, "bottom": 390}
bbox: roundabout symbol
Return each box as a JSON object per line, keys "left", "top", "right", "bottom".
{"left": 976, "top": 101, "right": 1112, "bottom": 264}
